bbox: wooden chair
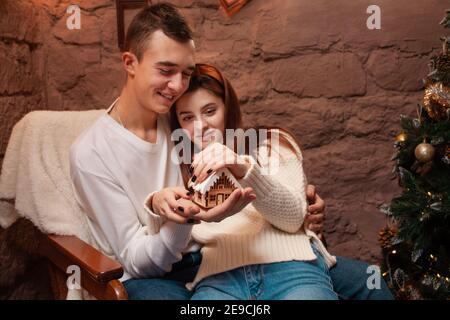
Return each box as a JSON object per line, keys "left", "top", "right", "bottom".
{"left": 0, "top": 109, "right": 128, "bottom": 300}
{"left": 39, "top": 233, "right": 128, "bottom": 300}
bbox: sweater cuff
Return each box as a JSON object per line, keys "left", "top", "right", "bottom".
{"left": 143, "top": 191, "right": 160, "bottom": 220}
{"left": 238, "top": 160, "right": 275, "bottom": 199}
{"left": 159, "top": 221, "right": 193, "bottom": 253}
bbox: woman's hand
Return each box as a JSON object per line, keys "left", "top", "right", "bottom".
{"left": 151, "top": 187, "right": 201, "bottom": 224}
{"left": 304, "top": 184, "right": 325, "bottom": 238}
{"left": 190, "top": 143, "right": 251, "bottom": 184}
{"left": 194, "top": 187, "right": 256, "bottom": 223}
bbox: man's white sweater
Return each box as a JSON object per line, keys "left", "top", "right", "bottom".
{"left": 70, "top": 104, "right": 195, "bottom": 281}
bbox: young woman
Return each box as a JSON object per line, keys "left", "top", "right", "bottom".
{"left": 169, "top": 64, "right": 338, "bottom": 300}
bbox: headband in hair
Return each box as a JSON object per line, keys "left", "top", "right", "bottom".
{"left": 194, "top": 63, "right": 225, "bottom": 86}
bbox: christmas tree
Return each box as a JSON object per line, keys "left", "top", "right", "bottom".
{"left": 379, "top": 10, "right": 450, "bottom": 300}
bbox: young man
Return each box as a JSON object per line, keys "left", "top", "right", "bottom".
{"left": 70, "top": 3, "right": 254, "bottom": 299}
{"left": 70, "top": 3, "right": 392, "bottom": 300}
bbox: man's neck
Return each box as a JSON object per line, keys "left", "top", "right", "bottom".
{"left": 115, "top": 86, "right": 159, "bottom": 143}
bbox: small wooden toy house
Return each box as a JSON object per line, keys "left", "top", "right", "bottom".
{"left": 189, "top": 168, "right": 241, "bottom": 209}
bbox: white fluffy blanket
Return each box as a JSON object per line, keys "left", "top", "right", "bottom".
{"left": 0, "top": 110, "right": 105, "bottom": 299}
{"left": 0, "top": 110, "right": 103, "bottom": 241}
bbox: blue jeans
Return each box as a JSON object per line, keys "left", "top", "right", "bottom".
{"left": 191, "top": 245, "right": 338, "bottom": 300}
{"left": 330, "top": 256, "right": 394, "bottom": 300}
{"left": 123, "top": 251, "right": 394, "bottom": 300}
{"left": 123, "top": 251, "right": 201, "bottom": 300}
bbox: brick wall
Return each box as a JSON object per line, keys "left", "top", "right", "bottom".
{"left": 1, "top": 0, "right": 448, "bottom": 262}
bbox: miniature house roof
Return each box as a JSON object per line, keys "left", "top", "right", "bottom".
{"left": 189, "top": 168, "right": 241, "bottom": 194}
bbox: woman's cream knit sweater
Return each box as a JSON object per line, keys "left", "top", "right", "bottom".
{"left": 187, "top": 132, "right": 336, "bottom": 290}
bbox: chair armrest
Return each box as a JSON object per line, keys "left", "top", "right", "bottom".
{"left": 39, "top": 234, "right": 124, "bottom": 283}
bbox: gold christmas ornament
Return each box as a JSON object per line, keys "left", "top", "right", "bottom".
{"left": 395, "top": 132, "right": 407, "bottom": 142}
{"left": 423, "top": 82, "right": 450, "bottom": 120}
{"left": 415, "top": 142, "right": 435, "bottom": 163}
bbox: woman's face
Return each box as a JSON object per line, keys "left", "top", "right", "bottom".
{"left": 175, "top": 88, "right": 226, "bottom": 150}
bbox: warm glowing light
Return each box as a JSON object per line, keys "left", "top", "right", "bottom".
{"left": 392, "top": 250, "right": 397, "bottom": 254}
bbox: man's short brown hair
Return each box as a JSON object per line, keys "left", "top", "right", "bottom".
{"left": 124, "top": 2, "right": 193, "bottom": 61}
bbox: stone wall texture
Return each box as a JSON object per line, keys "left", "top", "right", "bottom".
{"left": 1, "top": 0, "right": 449, "bottom": 266}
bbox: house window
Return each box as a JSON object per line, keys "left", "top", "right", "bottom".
{"left": 210, "top": 195, "right": 216, "bottom": 201}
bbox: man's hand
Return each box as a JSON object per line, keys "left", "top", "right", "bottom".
{"left": 194, "top": 187, "right": 256, "bottom": 222}
{"left": 304, "top": 184, "right": 325, "bottom": 239}
{"left": 151, "top": 187, "right": 201, "bottom": 224}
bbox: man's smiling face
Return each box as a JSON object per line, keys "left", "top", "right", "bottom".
{"left": 132, "top": 30, "right": 196, "bottom": 114}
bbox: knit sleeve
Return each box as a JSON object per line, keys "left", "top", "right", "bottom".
{"left": 238, "top": 131, "right": 308, "bottom": 233}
